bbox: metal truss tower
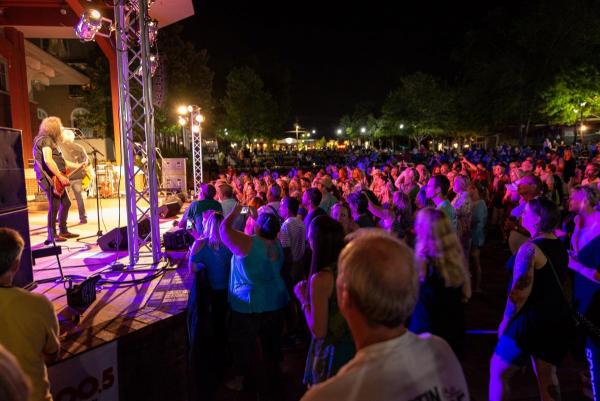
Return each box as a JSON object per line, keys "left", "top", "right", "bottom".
{"left": 190, "top": 109, "right": 204, "bottom": 196}
{"left": 114, "top": 0, "right": 161, "bottom": 264}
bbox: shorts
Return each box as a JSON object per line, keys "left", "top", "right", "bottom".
{"left": 494, "top": 335, "right": 530, "bottom": 366}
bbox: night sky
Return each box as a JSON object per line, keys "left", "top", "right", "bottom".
{"left": 181, "top": 0, "right": 498, "bottom": 134}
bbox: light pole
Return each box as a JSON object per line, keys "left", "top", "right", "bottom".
{"left": 177, "top": 104, "right": 205, "bottom": 195}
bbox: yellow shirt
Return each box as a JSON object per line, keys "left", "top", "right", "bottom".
{"left": 0, "top": 287, "right": 60, "bottom": 401}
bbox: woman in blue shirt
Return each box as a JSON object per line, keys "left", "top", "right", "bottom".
{"left": 220, "top": 204, "right": 289, "bottom": 392}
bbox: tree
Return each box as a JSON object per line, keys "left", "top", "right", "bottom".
{"left": 158, "top": 25, "right": 214, "bottom": 134}
{"left": 221, "top": 66, "right": 281, "bottom": 142}
{"left": 76, "top": 48, "right": 112, "bottom": 138}
{"left": 381, "top": 72, "right": 454, "bottom": 147}
{"left": 457, "top": 0, "right": 600, "bottom": 142}
{"left": 540, "top": 65, "right": 600, "bottom": 125}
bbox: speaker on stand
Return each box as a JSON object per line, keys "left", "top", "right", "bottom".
{"left": 0, "top": 127, "right": 33, "bottom": 289}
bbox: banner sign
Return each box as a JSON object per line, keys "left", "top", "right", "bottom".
{"left": 49, "top": 341, "right": 118, "bottom": 401}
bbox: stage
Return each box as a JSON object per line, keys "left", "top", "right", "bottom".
{"left": 27, "top": 196, "right": 194, "bottom": 401}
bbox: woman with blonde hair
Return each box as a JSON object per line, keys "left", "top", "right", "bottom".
{"left": 409, "top": 207, "right": 471, "bottom": 357}
{"left": 187, "top": 211, "right": 232, "bottom": 381}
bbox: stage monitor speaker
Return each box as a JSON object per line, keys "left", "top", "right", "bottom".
{"left": 0, "top": 208, "right": 33, "bottom": 288}
{"left": 0, "top": 127, "right": 27, "bottom": 213}
{"left": 159, "top": 201, "right": 182, "bottom": 218}
{"left": 98, "top": 217, "right": 152, "bottom": 251}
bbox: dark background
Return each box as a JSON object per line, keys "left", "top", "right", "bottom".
{"left": 181, "top": 0, "right": 499, "bottom": 132}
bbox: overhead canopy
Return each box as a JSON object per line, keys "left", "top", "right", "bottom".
{"left": 276, "top": 138, "right": 299, "bottom": 145}
{"left": 24, "top": 40, "right": 89, "bottom": 87}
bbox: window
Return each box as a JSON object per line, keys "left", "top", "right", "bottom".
{"left": 0, "top": 58, "right": 8, "bottom": 93}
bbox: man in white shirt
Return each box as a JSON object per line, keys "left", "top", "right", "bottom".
{"left": 301, "top": 230, "right": 469, "bottom": 401}
{"left": 218, "top": 183, "right": 245, "bottom": 232}
{"left": 278, "top": 196, "right": 306, "bottom": 283}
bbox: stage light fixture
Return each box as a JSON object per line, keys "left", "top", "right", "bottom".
{"left": 75, "top": 9, "right": 114, "bottom": 42}
{"left": 135, "top": 54, "right": 159, "bottom": 77}
{"left": 75, "top": 9, "right": 103, "bottom": 41}
{"left": 148, "top": 19, "right": 159, "bottom": 45}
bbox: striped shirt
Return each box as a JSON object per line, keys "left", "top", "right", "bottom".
{"left": 279, "top": 216, "right": 306, "bottom": 263}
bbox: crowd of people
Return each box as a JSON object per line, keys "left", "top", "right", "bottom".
{"left": 1, "top": 140, "right": 600, "bottom": 400}
{"left": 181, "top": 142, "right": 600, "bottom": 401}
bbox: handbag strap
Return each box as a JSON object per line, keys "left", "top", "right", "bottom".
{"left": 531, "top": 239, "right": 572, "bottom": 309}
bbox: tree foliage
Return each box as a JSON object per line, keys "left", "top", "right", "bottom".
{"left": 76, "top": 48, "right": 112, "bottom": 138}
{"left": 540, "top": 65, "right": 600, "bottom": 125}
{"left": 381, "top": 72, "right": 455, "bottom": 146}
{"left": 457, "top": 0, "right": 600, "bottom": 139}
{"left": 158, "top": 25, "right": 214, "bottom": 131}
{"left": 221, "top": 66, "right": 281, "bottom": 142}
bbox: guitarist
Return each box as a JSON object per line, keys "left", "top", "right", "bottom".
{"left": 33, "top": 117, "right": 81, "bottom": 242}
{"left": 59, "top": 129, "right": 89, "bottom": 224}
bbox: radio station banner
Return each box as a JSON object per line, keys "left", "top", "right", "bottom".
{"left": 49, "top": 341, "right": 118, "bottom": 401}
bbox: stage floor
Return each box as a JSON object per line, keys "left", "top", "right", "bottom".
{"left": 27, "top": 196, "right": 192, "bottom": 362}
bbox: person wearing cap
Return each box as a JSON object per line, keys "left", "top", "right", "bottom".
{"left": 317, "top": 176, "right": 337, "bottom": 214}
{"left": 220, "top": 206, "right": 289, "bottom": 392}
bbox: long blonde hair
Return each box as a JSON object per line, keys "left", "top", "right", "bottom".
{"left": 37, "top": 116, "right": 63, "bottom": 141}
{"left": 414, "top": 208, "right": 470, "bottom": 296}
{"left": 202, "top": 212, "right": 224, "bottom": 250}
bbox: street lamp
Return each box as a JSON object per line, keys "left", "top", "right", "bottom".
{"left": 177, "top": 104, "right": 205, "bottom": 191}
{"left": 336, "top": 128, "right": 343, "bottom": 135}
{"left": 399, "top": 123, "right": 404, "bottom": 129}
{"left": 312, "top": 129, "right": 316, "bottom": 134}
{"left": 360, "top": 127, "right": 367, "bottom": 134}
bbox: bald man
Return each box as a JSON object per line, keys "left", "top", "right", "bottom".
{"left": 302, "top": 230, "right": 469, "bottom": 401}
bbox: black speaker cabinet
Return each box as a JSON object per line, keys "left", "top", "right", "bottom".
{"left": 0, "top": 127, "right": 27, "bottom": 213}
{"left": 98, "top": 217, "right": 152, "bottom": 251}
{"left": 158, "top": 201, "right": 182, "bottom": 218}
{"left": 0, "top": 208, "right": 33, "bottom": 288}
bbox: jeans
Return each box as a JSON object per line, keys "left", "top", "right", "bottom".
{"left": 70, "top": 179, "right": 87, "bottom": 221}
{"left": 587, "top": 338, "right": 600, "bottom": 401}
{"left": 39, "top": 178, "right": 71, "bottom": 239}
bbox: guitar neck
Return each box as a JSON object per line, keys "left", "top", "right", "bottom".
{"left": 66, "top": 164, "right": 86, "bottom": 179}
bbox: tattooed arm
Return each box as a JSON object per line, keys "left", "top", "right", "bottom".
{"left": 498, "top": 241, "right": 536, "bottom": 337}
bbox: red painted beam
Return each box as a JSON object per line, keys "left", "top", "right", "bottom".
{"left": 0, "top": 7, "right": 78, "bottom": 26}
{"left": 0, "top": 0, "right": 65, "bottom": 7}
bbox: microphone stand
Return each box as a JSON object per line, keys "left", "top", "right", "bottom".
{"left": 72, "top": 130, "right": 105, "bottom": 243}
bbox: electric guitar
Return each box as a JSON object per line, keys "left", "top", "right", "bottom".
{"left": 51, "top": 163, "right": 87, "bottom": 197}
